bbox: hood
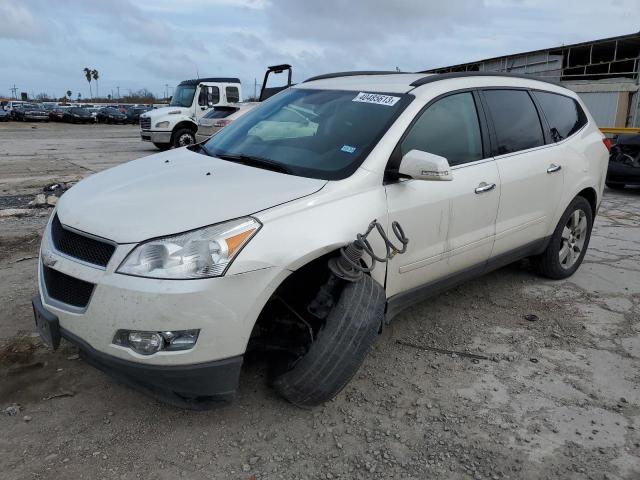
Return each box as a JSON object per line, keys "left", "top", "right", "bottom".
{"left": 143, "top": 106, "right": 190, "bottom": 121}
{"left": 56, "top": 148, "right": 326, "bottom": 243}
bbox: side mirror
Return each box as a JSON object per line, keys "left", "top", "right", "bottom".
{"left": 398, "top": 150, "right": 453, "bottom": 181}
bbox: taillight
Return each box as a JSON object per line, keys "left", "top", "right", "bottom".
{"left": 603, "top": 137, "right": 613, "bottom": 152}
{"left": 213, "top": 119, "right": 232, "bottom": 128}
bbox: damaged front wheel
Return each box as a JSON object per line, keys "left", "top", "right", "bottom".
{"left": 272, "top": 274, "right": 386, "bottom": 408}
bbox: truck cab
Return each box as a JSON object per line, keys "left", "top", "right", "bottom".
{"left": 140, "top": 77, "right": 242, "bottom": 150}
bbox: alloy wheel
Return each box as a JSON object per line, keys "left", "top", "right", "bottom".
{"left": 559, "top": 209, "right": 587, "bottom": 269}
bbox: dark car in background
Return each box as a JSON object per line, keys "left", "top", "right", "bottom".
{"left": 607, "top": 134, "right": 640, "bottom": 190}
{"left": 125, "top": 106, "right": 150, "bottom": 124}
{"left": 0, "top": 109, "right": 10, "bottom": 121}
{"left": 96, "top": 107, "right": 127, "bottom": 124}
{"left": 13, "top": 103, "right": 49, "bottom": 121}
{"left": 63, "top": 107, "right": 94, "bottom": 124}
{"left": 49, "top": 106, "right": 71, "bottom": 121}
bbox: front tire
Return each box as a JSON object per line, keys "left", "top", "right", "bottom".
{"left": 153, "top": 142, "right": 171, "bottom": 151}
{"left": 272, "top": 275, "right": 385, "bottom": 408}
{"left": 172, "top": 128, "right": 196, "bottom": 148}
{"left": 533, "top": 196, "right": 593, "bottom": 279}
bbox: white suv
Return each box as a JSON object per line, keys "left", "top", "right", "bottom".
{"left": 33, "top": 72, "right": 609, "bottom": 408}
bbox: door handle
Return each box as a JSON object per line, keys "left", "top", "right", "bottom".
{"left": 475, "top": 182, "right": 496, "bottom": 194}
{"left": 547, "top": 164, "right": 562, "bottom": 173}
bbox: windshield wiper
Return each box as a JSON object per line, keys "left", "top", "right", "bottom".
{"left": 212, "top": 152, "right": 292, "bottom": 174}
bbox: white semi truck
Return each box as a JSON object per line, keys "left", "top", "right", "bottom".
{"left": 140, "top": 77, "right": 243, "bottom": 150}
{"left": 140, "top": 65, "right": 293, "bottom": 150}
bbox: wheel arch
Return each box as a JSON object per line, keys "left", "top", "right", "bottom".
{"left": 173, "top": 120, "right": 198, "bottom": 133}
{"left": 576, "top": 186, "right": 598, "bottom": 216}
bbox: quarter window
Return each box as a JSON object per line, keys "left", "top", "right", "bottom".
{"left": 533, "top": 91, "right": 587, "bottom": 141}
{"left": 483, "top": 89, "right": 545, "bottom": 155}
{"left": 400, "top": 92, "right": 483, "bottom": 166}
{"left": 226, "top": 86, "right": 240, "bottom": 103}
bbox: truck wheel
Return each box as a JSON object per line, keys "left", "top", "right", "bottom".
{"left": 153, "top": 143, "right": 171, "bottom": 151}
{"left": 533, "top": 196, "right": 593, "bottom": 280}
{"left": 606, "top": 182, "right": 626, "bottom": 190}
{"left": 172, "top": 128, "right": 196, "bottom": 148}
{"left": 272, "top": 274, "right": 385, "bottom": 408}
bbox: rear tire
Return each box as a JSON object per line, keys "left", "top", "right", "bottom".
{"left": 533, "top": 196, "right": 593, "bottom": 280}
{"left": 606, "top": 182, "right": 626, "bottom": 190}
{"left": 272, "top": 274, "right": 385, "bottom": 408}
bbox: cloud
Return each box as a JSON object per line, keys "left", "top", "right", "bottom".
{"left": 0, "top": 0, "right": 50, "bottom": 43}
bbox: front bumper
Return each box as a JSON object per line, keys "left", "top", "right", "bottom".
{"left": 140, "top": 130, "right": 172, "bottom": 143}
{"left": 24, "top": 114, "right": 49, "bottom": 121}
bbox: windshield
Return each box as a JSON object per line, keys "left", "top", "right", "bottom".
{"left": 202, "top": 89, "right": 411, "bottom": 180}
{"left": 170, "top": 85, "right": 196, "bottom": 107}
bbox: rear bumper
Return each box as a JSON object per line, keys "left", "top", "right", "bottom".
{"left": 140, "top": 130, "right": 172, "bottom": 144}
{"left": 62, "top": 325, "right": 243, "bottom": 408}
{"left": 607, "top": 162, "right": 640, "bottom": 185}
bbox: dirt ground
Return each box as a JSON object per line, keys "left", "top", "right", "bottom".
{"left": 1, "top": 122, "right": 639, "bottom": 480}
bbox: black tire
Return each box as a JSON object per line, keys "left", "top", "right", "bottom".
{"left": 606, "top": 182, "right": 626, "bottom": 190}
{"left": 153, "top": 142, "right": 171, "bottom": 151}
{"left": 172, "top": 128, "right": 196, "bottom": 148}
{"left": 533, "top": 196, "right": 593, "bottom": 280}
{"left": 272, "top": 274, "right": 385, "bottom": 408}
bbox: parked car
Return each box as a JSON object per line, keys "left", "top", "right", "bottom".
{"left": 606, "top": 133, "right": 640, "bottom": 189}
{"left": 195, "top": 103, "right": 258, "bottom": 142}
{"left": 63, "top": 107, "right": 94, "bottom": 124}
{"left": 125, "top": 106, "right": 151, "bottom": 124}
{"left": 86, "top": 107, "right": 100, "bottom": 122}
{"left": 96, "top": 107, "right": 127, "bottom": 124}
{"left": 49, "top": 106, "right": 70, "bottom": 121}
{"left": 33, "top": 72, "right": 608, "bottom": 408}
{"left": 13, "top": 103, "right": 49, "bottom": 121}
{"left": 0, "top": 109, "right": 10, "bottom": 121}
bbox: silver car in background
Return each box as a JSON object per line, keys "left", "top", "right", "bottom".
{"left": 195, "top": 102, "right": 257, "bottom": 143}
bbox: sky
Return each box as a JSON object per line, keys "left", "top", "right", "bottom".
{"left": 1, "top": 0, "right": 639, "bottom": 100}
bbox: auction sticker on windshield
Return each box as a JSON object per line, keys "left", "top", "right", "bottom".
{"left": 352, "top": 92, "right": 400, "bottom": 106}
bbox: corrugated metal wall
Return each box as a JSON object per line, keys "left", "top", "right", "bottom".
{"left": 577, "top": 92, "right": 619, "bottom": 126}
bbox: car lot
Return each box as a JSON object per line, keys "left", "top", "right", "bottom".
{"left": 0, "top": 122, "right": 639, "bottom": 479}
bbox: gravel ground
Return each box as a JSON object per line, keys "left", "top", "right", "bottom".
{"left": 0, "top": 122, "right": 639, "bottom": 480}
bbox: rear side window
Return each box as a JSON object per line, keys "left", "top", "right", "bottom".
{"left": 483, "top": 90, "right": 545, "bottom": 155}
{"left": 400, "top": 92, "right": 483, "bottom": 166}
{"left": 533, "top": 91, "right": 587, "bottom": 142}
{"left": 226, "top": 86, "right": 240, "bottom": 103}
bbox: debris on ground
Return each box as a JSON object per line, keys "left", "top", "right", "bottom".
{"left": 3, "top": 403, "right": 21, "bottom": 416}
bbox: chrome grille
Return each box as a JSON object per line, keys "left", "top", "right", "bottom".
{"left": 140, "top": 117, "right": 151, "bottom": 130}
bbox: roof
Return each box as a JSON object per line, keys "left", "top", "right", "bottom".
{"left": 296, "top": 71, "right": 567, "bottom": 93}
{"left": 178, "top": 77, "right": 240, "bottom": 86}
{"left": 298, "top": 73, "right": 427, "bottom": 93}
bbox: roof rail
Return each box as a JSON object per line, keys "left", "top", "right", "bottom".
{"left": 410, "top": 71, "right": 561, "bottom": 88}
{"left": 303, "top": 71, "right": 403, "bottom": 83}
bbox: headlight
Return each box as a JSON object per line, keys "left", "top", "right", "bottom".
{"left": 155, "top": 121, "right": 170, "bottom": 128}
{"left": 117, "top": 217, "right": 261, "bottom": 279}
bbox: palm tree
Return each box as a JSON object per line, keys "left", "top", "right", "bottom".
{"left": 66, "top": 90, "right": 72, "bottom": 99}
{"left": 91, "top": 69, "right": 99, "bottom": 98}
{"left": 83, "top": 67, "right": 92, "bottom": 99}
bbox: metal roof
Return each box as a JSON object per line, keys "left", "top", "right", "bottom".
{"left": 178, "top": 77, "right": 240, "bottom": 86}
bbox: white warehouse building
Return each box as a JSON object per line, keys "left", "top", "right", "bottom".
{"left": 422, "top": 32, "right": 640, "bottom": 128}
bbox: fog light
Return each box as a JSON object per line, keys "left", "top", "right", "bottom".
{"left": 113, "top": 329, "right": 200, "bottom": 355}
{"left": 127, "top": 331, "right": 164, "bottom": 355}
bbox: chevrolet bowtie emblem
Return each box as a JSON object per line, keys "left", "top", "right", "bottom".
{"left": 42, "top": 250, "right": 57, "bottom": 268}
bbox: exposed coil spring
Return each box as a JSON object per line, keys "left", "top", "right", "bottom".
{"left": 329, "top": 219, "right": 408, "bottom": 282}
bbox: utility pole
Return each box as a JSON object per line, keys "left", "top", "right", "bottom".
{"left": 116, "top": 86, "right": 120, "bottom": 99}
{"left": 254, "top": 78, "right": 257, "bottom": 99}
{"left": 10, "top": 84, "right": 18, "bottom": 99}
{"left": 164, "top": 83, "right": 169, "bottom": 100}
